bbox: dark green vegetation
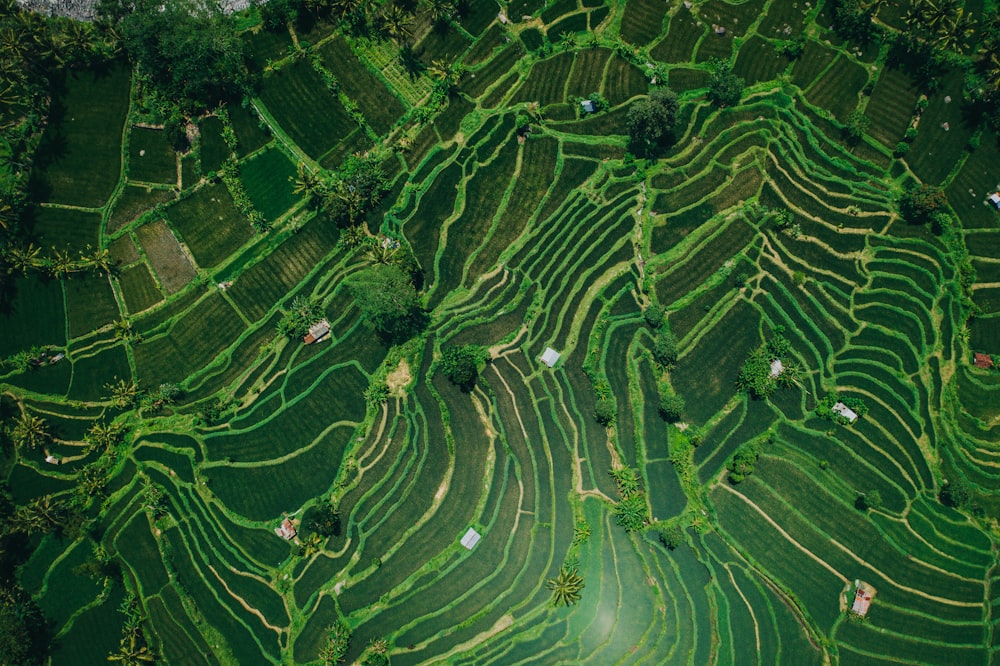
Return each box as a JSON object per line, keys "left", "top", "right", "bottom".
{"left": 2, "top": 0, "right": 1000, "bottom": 664}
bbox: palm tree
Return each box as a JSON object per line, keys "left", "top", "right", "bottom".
{"left": 292, "top": 162, "right": 326, "bottom": 200}
{"left": 298, "top": 532, "right": 322, "bottom": 557}
{"left": 338, "top": 224, "right": 367, "bottom": 249}
{"left": 81, "top": 245, "right": 113, "bottom": 275}
{"left": 48, "top": 248, "right": 75, "bottom": 279}
{"left": 423, "top": 0, "right": 455, "bottom": 25}
{"left": 935, "top": 9, "right": 975, "bottom": 51}
{"left": 85, "top": 420, "right": 125, "bottom": 453}
{"left": 11, "top": 411, "right": 49, "bottom": 451}
{"left": 15, "top": 495, "right": 65, "bottom": 535}
{"left": 4, "top": 243, "right": 41, "bottom": 274}
{"left": 105, "top": 377, "right": 140, "bottom": 408}
{"left": 364, "top": 237, "right": 399, "bottom": 265}
{"left": 107, "top": 630, "right": 156, "bottom": 664}
{"left": 382, "top": 5, "right": 412, "bottom": 44}
{"left": 546, "top": 567, "right": 585, "bottom": 607}
{"left": 921, "top": 0, "right": 959, "bottom": 28}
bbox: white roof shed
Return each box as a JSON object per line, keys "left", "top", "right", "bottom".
{"left": 833, "top": 402, "right": 859, "bottom": 423}
{"left": 541, "top": 347, "right": 561, "bottom": 367}
{"left": 461, "top": 528, "right": 481, "bottom": 550}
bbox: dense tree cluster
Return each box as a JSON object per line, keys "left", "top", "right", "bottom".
{"left": 727, "top": 432, "right": 772, "bottom": 484}
{"left": 707, "top": 58, "right": 744, "bottom": 108}
{"left": 349, "top": 264, "right": 425, "bottom": 343}
{"left": 305, "top": 498, "right": 341, "bottom": 538}
{"left": 625, "top": 88, "right": 679, "bottom": 155}
{"left": 438, "top": 344, "right": 484, "bottom": 391}
{"left": 98, "top": 0, "right": 250, "bottom": 113}
{"left": 898, "top": 183, "right": 948, "bottom": 224}
{"left": 277, "top": 296, "right": 325, "bottom": 338}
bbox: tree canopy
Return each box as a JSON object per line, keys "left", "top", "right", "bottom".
{"left": 349, "top": 264, "right": 424, "bottom": 343}
{"left": 439, "top": 344, "right": 483, "bottom": 390}
{"left": 707, "top": 58, "right": 745, "bottom": 107}
{"left": 898, "top": 183, "right": 948, "bottom": 224}
{"left": 625, "top": 88, "right": 679, "bottom": 155}
{"left": 100, "top": 0, "right": 250, "bottom": 112}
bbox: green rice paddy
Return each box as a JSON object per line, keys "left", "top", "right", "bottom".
{"left": 4, "top": 2, "right": 1000, "bottom": 665}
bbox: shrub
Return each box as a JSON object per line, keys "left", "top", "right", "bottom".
{"left": 643, "top": 303, "right": 666, "bottom": 328}
{"left": 652, "top": 330, "right": 679, "bottom": 366}
{"left": 594, "top": 397, "right": 616, "bottom": 426}
{"left": 940, "top": 478, "right": 972, "bottom": 509}
{"left": 898, "top": 183, "right": 947, "bottom": 224}
{"left": 439, "top": 344, "right": 483, "bottom": 390}
{"left": 856, "top": 489, "right": 883, "bottom": 511}
{"left": 893, "top": 141, "right": 910, "bottom": 157}
{"left": 842, "top": 110, "right": 870, "bottom": 144}
{"left": 727, "top": 435, "right": 766, "bottom": 484}
{"left": 658, "top": 392, "right": 685, "bottom": 422}
{"left": 658, "top": 524, "right": 685, "bottom": 550}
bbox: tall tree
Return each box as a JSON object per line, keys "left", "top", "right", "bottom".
{"left": 11, "top": 412, "right": 48, "bottom": 452}
{"left": 624, "top": 88, "right": 679, "bottom": 156}
{"left": 99, "top": 0, "right": 250, "bottom": 112}
{"left": 349, "top": 264, "right": 424, "bottom": 342}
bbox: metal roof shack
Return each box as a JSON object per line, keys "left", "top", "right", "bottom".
{"left": 832, "top": 402, "right": 858, "bottom": 423}
{"left": 460, "top": 528, "right": 481, "bottom": 550}
{"left": 974, "top": 352, "right": 994, "bottom": 369}
{"left": 580, "top": 99, "right": 596, "bottom": 114}
{"left": 275, "top": 518, "right": 297, "bottom": 540}
{"left": 540, "top": 347, "right": 561, "bottom": 368}
{"left": 851, "top": 586, "right": 873, "bottom": 617}
{"left": 989, "top": 192, "right": 1000, "bottom": 209}
{"left": 303, "top": 319, "right": 330, "bottom": 344}
{"left": 769, "top": 359, "right": 784, "bottom": 378}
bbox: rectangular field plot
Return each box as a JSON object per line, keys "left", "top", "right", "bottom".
{"left": 946, "top": 130, "right": 1000, "bottom": 229}
{"left": 67, "top": 344, "right": 131, "bottom": 401}
{"left": 0, "top": 276, "right": 66, "bottom": 357}
{"left": 318, "top": 37, "right": 405, "bottom": 136}
{"left": 240, "top": 146, "right": 300, "bottom": 221}
{"left": 166, "top": 182, "right": 252, "bottom": 268}
{"left": 136, "top": 219, "right": 197, "bottom": 293}
{"left": 734, "top": 36, "right": 789, "bottom": 85}
{"left": 565, "top": 48, "right": 611, "bottom": 100}
{"left": 65, "top": 273, "right": 119, "bottom": 338}
{"left": 107, "top": 185, "right": 176, "bottom": 234}
{"left": 129, "top": 127, "right": 178, "bottom": 185}
{"left": 32, "top": 63, "right": 130, "bottom": 207}
{"left": 198, "top": 115, "right": 230, "bottom": 174}
{"left": 510, "top": 51, "right": 575, "bottom": 106}
{"left": 205, "top": 428, "right": 351, "bottom": 520}
{"left": 674, "top": 300, "right": 760, "bottom": 424}
{"left": 619, "top": 0, "right": 668, "bottom": 45}
{"left": 28, "top": 205, "right": 101, "bottom": 252}
{"left": 228, "top": 229, "right": 341, "bottom": 324}
{"left": 229, "top": 103, "right": 271, "bottom": 157}
{"left": 603, "top": 55, "right": 649, "bottom": 107}
{"left": 804, "top": 55, "right": 868, "bottom": 121}
{"left": 258, "top": 60, "right": 355, "bottom": 159}
{"left": 118, "top": 263, "right": 163, "bottom": 313}
{"left": 133, "top": 292, "right": 245, "bottom": 387}
{"left": 865, "top": 67, "right": 920, "bottom": 147}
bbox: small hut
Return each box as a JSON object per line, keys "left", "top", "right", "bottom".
{"left": 989, "top": 192, "right": 1000, "bottom": 209}
{"left": 850, "top": 581, "right": 876, "bottom": 617}
{"left": 541, "top": 348, "right": 561, "bottom": 368}
{"left": 275, "top": 518, "right": 297, "bottom": 540}
{"left": 460, "top": 528, "right": 481, "bottom": 550}
{"left": 833, "top": 402, "right": 858, "bottom": 423}
{"left": 303, "top": 320, "right": 330, "bottom": 345}
{"left": 974, "top": 352, "right": 995, "bottom": 369}
{"left": 580, "top": 99, "right": 596, "bottom": 114}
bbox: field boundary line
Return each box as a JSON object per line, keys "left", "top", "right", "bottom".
{"left": 718, "top": 482, "right": 848, "bottom": 583}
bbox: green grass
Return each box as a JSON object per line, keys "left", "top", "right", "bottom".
{"left": 65, "top": 272, "right": 119, "bottom": 338}
{"left": 135, "top": 219, "right": 198, "bottom": 293}
{"left": 619, "top": 0, "right": 668, "bottom": 45}
{"left": 129, "top": 127, "right": 178, "bottom": 185}
{"left": 29, "top": 205, "right": 101, "bottom": 252}
{"left": 166, "top": 182, "right": 252, "bottom": 268}
{"left": 318, "top": 37, "right": 405, "bottom": 136}
{"left": 31, "top": 61, "right": 130, "bottom": 207}
{"left": 239, "top": 146, "right": 300, "bottom": 221}
{"left": 258, "top": 59, "right": 353, "bottom": 159}
{"left": 118, "top": 263, "right": 163, "bottom": 313}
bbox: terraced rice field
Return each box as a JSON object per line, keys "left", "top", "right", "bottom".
{"left": 4, "top": 2, "right": 1000, "bottom": 665}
